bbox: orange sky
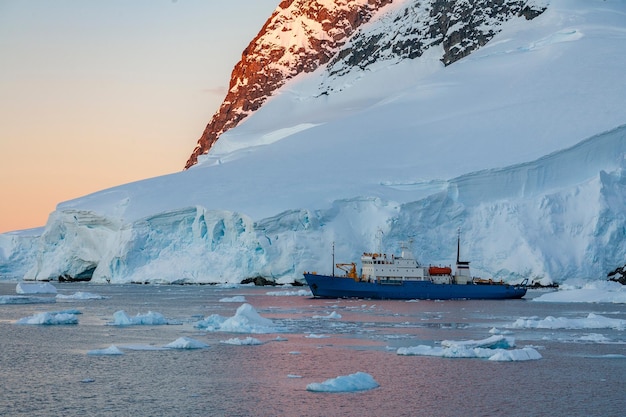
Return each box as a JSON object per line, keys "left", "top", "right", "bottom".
{"left": 0, "top": 0, "right": 278, "bottom": 233}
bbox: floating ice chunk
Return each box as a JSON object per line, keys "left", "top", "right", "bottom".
{"left": 489, "top": 327, "right": 512, "bottom": 335}
{"left": 488, "top": 347, "right": 543, "bottom": 361}
{"left": 532, "top": 280, "right": 626, "bottom": 303}
{"left": 217, "top": 304, "right": 278, "bottom": 334}
{"left": 265, "top": 289, "right": 312, "bottom": 296}
{"left": 16, "top": 311, "right": 78, "bottom": 325}
{"left": 441, "top": 335, "right": 515, "bottom": 349}
{"left": 195, "top": 304, "right": 278, "bottom": 333}
{"left": 0, "top": 295, "right": 55, "bottom": 304}
{"left": 306, "top": 372, "right": 379, "bottom": 393}
{"left": 397, "top": 344, "right": 541, "bottom": 361}
{"left": 110, "top": 310, "right": 169, "bottom": 326}
{"left": 397, "top": 334, "right": 541, "bottom": 361}
{"left": 164, "top": 337, "right": 209, "bottom": 349}
{"left": 578, "top": 333, "right": 612, "bottom": 343}
{"left": 52, "top": 308, "right": 82, "bottom": 315}
{"left": 16, "top": 282, "right": 57, "bottom": 294}
{"left": 81, "top": 378, "right": 96, "bottom": 383}
{"left": 219, "top": 296, "right": 246, "bottom": 303}
{"left": 220, "top": 337, "right": 263, "bottom": 345}
{"left": 509, "top": 313, "right": 626, "bottom": 330}
{"left": 87, "top": 345, "right": 124, "bottom": 355}
{"left": 195, "top": 313, "right": 226, "bottom": 331}
{"left": 313, "top": 311, "right": 342, "bottom": 319}
{"left": 305, "top": 333, "right": 329, "bottom": 339}
{"left": 56, "top": 292, "right": 106, "bottom": 300}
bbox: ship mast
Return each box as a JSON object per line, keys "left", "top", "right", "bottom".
{"left": 457, "top": 227, "right": 460, "bottom": 264}
{"left": 332, "top": 241, "right": 335, "bottom": 277}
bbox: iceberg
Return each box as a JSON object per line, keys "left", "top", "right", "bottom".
{"left": 532, "top": 280, "right": 626, "bottom": 304}
{"left": 196, "top": 303, "right": 279, "bottom": 334}
{"left": 163, "top": 337, "right": 209, "bottom": 349}
{"left": 87, "top": 345, "right": 124, "bottom": 356}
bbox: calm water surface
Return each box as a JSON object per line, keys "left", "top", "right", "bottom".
{"left": 0, "top": 282, "right": 624, "bottom": 417}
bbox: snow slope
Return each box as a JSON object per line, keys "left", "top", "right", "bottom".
{"left": 1, "top": 0, "right": 625, "bottom": 284}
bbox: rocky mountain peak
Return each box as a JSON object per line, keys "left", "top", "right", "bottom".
{"left": 185, "top": 0, "right": 547, "bottom": 169}
{"left": 185, "top": 0, "right": 392, "bottom": 169}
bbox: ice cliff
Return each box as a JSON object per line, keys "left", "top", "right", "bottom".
{"left": 1, "top": 0, "right": 625, "bottom": 285}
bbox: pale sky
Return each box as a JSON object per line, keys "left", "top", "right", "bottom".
{"left": 0, "top": 0, "right": 279, "bottom": 233}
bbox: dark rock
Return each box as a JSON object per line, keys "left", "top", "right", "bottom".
{"left": 241, "top": 276, "right": 277, "bottom": 286}
{"left": 608, "top": 265, "right": 626, "bottom": 285}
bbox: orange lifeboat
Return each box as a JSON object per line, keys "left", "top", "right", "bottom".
{"left": 428, "top": 266, "right": 452, "bottom": 275}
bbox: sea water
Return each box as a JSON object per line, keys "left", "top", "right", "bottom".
{"left": 0, "top": 282, "right": 624, "bottom": 417}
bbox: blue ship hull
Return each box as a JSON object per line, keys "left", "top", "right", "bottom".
{"left": 304, "top": 273, "right": 527, "bottom": 300}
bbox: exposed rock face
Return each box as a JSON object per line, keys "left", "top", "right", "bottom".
{"left": 185, "top": 0, "right": 393, "bottom": 168}
{"left": 185, "top": 0, "right": 547, "bottom": 168}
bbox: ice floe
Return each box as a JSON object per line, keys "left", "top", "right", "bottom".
{"left": 220, "top": 336, "right": 263, "bottom": 345}
{"left": 265, "top": 289, "right": 312, "bottom": 296}
{"left": 219, "top": 296, "right": 246, "bottom": 303}
{"left": 312, "top": 311, "right": 342, "bottom": 319}
{"left": 306, "top": 372, "right": 379, "bottom": 393}
{"left": 87, "top": 345, "right": 124, "bottom": 356}
{"left": 0, "top": 295, "right": 55, "bottom": 304}
{"left": 164, "top": 337, "right": 209, "bottom": 349}
{"left": 110, "top": 310, "right": 174, "bottom": 326}
{"left": 509, "top": 313, "right": 626, "bottom": 330}
{"left": 396, "top": 335, "right": 542, "bottom": 361}
{"left": 532, "top": 280, "right": 626, "bottom": 304}
{"left": 16, "top": 311, "right": 78, "bottom": 325}
{"left": 16, "top": 282, "right": 57, "bottom": 294}
{"left": 56, "top": 292, "right": 106, "bottom": 300}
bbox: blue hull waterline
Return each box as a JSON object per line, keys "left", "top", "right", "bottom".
{"left": 304, "top": 273, "right": 527, "bottom": 300}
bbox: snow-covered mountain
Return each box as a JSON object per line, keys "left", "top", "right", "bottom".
{"left": 2, "top": 0, "right": 625, "bottom": 285}
{"left": 185, "top": 0, "right": 547, "bottom": 168}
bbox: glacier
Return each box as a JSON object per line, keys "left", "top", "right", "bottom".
{"left": 1, "top": 0, "right": 626, "bottom": 285}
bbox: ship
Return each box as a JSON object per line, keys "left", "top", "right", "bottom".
{"left": 303, "top": 233, "right": 527, "bottom": 300}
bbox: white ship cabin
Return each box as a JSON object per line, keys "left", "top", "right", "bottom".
{"left": 360, "top": 245, "right": 429, "bottom": 282}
